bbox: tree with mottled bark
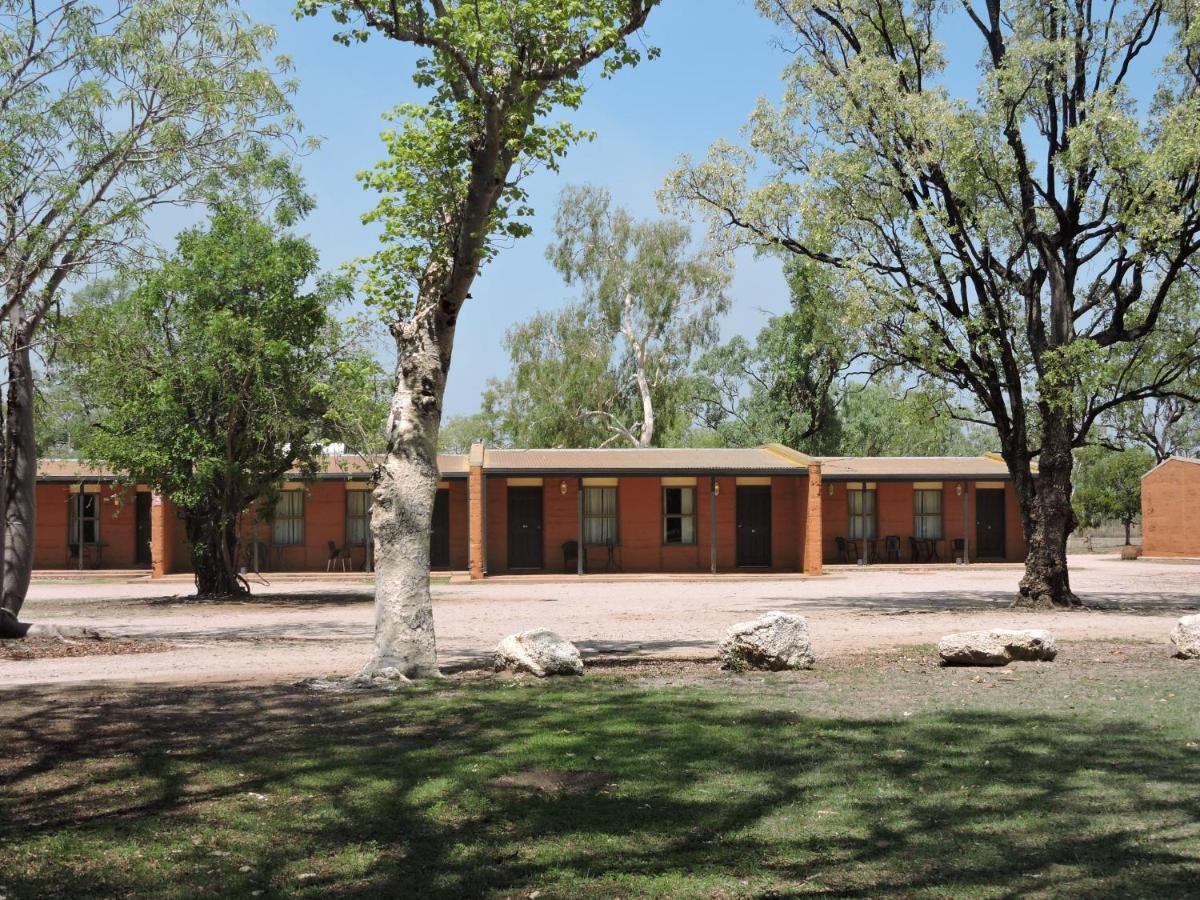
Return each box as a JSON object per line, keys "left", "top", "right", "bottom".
{"left": 295, "top": 0, "right": 663, "bottom": 677}
{"left": 56, "top": 207, "right": 379, "bottom": 598}
{"left": 667, "top": 0, "right": 1200, "bottom": 607}
{"left": 0, "top": 0, "right": 298, "bottom": 638}
{"left": 482, "top": 186, "right": 729, "bottom": 449}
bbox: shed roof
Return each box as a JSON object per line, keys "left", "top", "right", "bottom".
{"left": 34, "top": 447, "right": 1021, "bottom": 483}
{"left": 473, "top": 444, "right": 810, "bottom": 475}
{"left": 818, "top": 453, "right": 1012, "bottom": 481}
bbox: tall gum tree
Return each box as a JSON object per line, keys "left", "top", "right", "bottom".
{"left": 0, "top": 0, "right": 298, "bottom": 638}
{"left": 295, "top": 1, "right": 663, "bottom": 677}
{"left": 667, "top": 0, "right": 1200, "bottom": 607}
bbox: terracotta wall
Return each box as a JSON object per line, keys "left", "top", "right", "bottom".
{"left": 1142, "top": 461, "right": 1200, "bottom": 557}
{"left": 152, "top": 478, "right": 472, "bottom": 574}
{"left": 820, "top": 480, "right": 1025, "bottom": 563}
{"left": 481, "top": 474, "right": 807, "bottom": 575}
{"left": 35, "top": 483, "right": 147, "bottom": 569}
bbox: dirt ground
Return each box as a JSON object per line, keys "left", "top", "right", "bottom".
{"left": 2, "top": 554, "right": 1197, "bottom": 688}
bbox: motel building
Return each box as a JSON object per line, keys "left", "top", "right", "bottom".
{"left": 35, "top": 444, "right": 1026, "bottom": 579}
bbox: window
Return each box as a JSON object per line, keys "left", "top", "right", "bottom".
{"left": 583, "top": 486, "right": 618, "bottom": 545}
{"left": 914, "top": 489, "right": 943, "bottom": 539}
{"left": 848, "top": 488, "right": 876, "bottom": 540}
{"left": 663, "top": 486, "right": 696, "bottom": 544}
{"left": 346, "top": 490, "right": 371, "bottom": 544}
{"left": 68, "top": 492, "right": 99, "bottom": 545}
{"left": 273, "top": 490, "right": 305, "bottom": 546}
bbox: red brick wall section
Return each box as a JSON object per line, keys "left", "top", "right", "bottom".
{"left": 35, "top": 483, "right": 143, "bottom": 569}
{"left": 479, "top": 474, "right": 808, "bottom": 574}
{"left": 820, "top": 480, "right": 1027, "bottom": 564}
{"left": 1141, "top": 460, "right": 1200, "bottom": 557}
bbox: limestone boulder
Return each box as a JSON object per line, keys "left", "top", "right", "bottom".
{"left": 719, "top": 611, "right": 815, "bottom": 671}
{"left": 495, "top": 629, "right": 584, "bottom": 677}
{"left": 1170, "top": 615, "right": 1200, "bottom": 659}
{"left": 938, "top": 629, "right": 1057, "bottom": 666}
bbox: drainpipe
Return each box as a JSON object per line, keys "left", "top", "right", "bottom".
{"left": 962, "top": 480, "right": 970, "bottom": 565}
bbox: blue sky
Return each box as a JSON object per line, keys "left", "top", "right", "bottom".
{"left": 246, "top": 0, "right": 795, "bottom": 417}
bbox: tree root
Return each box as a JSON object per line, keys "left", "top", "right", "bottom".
{"left": 1011, "top": 591, "right": 1085, "bottom": 610}
{"left": 0, "top": 611, "right": 104, "bottom": 642}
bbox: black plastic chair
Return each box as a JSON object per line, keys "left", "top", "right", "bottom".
{"left": 835, "top": 536, "right": 859, "bottom": 563}
{"left": 562, "top": 540, "right": 584, "bottom": 574}
{"left": 884, "top": 535, "right": 901, "bottom": 563}
{"left": 909, "top": 536, "right": 923, "bottom": 563}
{"left": 952, "top": 538, "right": 966, "bottom": 561}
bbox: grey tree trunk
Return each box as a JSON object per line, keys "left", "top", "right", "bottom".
{"left": 0, "top": 316, "right": 38, "bottom": 637}
{"left": 361, "top": 310, "right": 452, "bottom": 678}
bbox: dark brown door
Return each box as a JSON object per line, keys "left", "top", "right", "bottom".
{"left": 507, "top": 487, "right": 544, "bottom": 569}
{"left": 429, "top": 489, "right": 450, "bottom": 568}
{"left": 134, "top": 492, "right": 152, "bottom": 566}
{"left": 976, "top": 489, "right": 1006, "bottom": 559}
{"left": 736, "top": 486, "right": 772, "bottom": 567}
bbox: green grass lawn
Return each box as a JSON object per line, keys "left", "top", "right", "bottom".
{"left": 2, "top": 642, "right": 1198, "bottom": 899}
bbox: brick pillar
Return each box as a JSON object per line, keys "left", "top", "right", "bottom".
{"left": 150, "top": 493, "right": 170, "bottom": 579}
{"left": 803, "top": 462, "right": 824, "bottom": 576}
{"left": 468, "top": 441, "right": 485, "bottom": 580}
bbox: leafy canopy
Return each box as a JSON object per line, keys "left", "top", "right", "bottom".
{"left": 57, "top": 207, "right": 377, "bottom": 517}
{"left": 294, "top": 0, "right": 661, "bottom": 315}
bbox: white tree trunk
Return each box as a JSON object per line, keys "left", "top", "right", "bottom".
{"left": 361, "top": 310, "right": 450, "bottom": 678}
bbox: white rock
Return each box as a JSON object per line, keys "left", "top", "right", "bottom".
{"left": 938, "top": 629, "right": 1057, "bottom": 666}
{"left": 719, "top": 611, "right": 815, "bottom": 671}
{"left": 1170, "top": 614, "right": 1200, "bottom": 659}
{"left": 495, "top": 629, "right": 584, "bottom": 677}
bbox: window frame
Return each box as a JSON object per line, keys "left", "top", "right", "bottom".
{"left": 582, "top": 486, "right": 619, "bottom": 546}
{"left": 346, "top": 489, "right": 371, "bottom": 546}
{"left": 68, "top": 491, "right": 100, "bottom": 546}
{"left": 272, "top": 490, "right": 306, "bottom": 547}
{"left": 913, "top": 489, "right": 944, "bottom": 540}
{"left": 662, "top": 485, "right": 697, "bottom": 546}
{"left": 847, "top": 488, "right": 877, "bottom": 540}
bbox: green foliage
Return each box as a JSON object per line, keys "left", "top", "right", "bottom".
{"left": 1072, "top": 446, "right": 1155, "bottom": 536}
{"left": 692, "top": 258, "right": 852, "bottom": 454}
{"left": 0, "top": 0, "right": 301, "bottom": 327}
{"left": 837, "top": 381, "right": 995, "bottom": 458}
{"left": 666, "top": 0, "right": 1200, "bottom": 474}
{"left": 480, "top": 186, "right": 729, "bottom": 448}
{"left": 294, "top": 1, "right": 662, "bottom": 315}
{"left": 55, "top": 207, "right": 379, "bottom": 587}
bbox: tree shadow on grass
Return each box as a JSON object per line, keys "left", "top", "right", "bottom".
{"left": 1, "top": 678, "right": 1198, "bottom": 899}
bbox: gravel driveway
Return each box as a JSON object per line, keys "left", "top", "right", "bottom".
{"left": 3, "top": 554, "right": 1197, "bottom": 687}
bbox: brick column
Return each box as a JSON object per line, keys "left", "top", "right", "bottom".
{"left": 468, "top": 441, "right": 485, "bottom": 580}
{"left": 803, "top": 462, "right": 824, "bottom": 576}
{"left": 150, "top": 493, "right": 170, "bottom": 579}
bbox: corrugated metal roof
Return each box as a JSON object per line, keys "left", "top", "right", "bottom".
{"left": 818, "top": 455, "right": 1012, "bottom": 480}
{"left": 35, "top": 449, "right": 1023, "bottom": 482}
{"left": 34, "top": 455, "right": 473, "bottom": 481}
{"left": 479, "top": 446, "right": 807, "bottom": 474}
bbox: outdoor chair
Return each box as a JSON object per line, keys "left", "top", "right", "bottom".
{"left": 884, "top": 535, "right": 901, "bottom": 563}
{"left": 952, "top": 538, "right": 966, "bottom": 562}
{"left": 562, "top": 540, "right": 586, "bottom": 574}
{"left": 326, "top": 540, "right": 351, "bottom": 572}
{"left": 604, "top": 537, "right": 622, "bottom": 572}
{"left": 909, "top": 536, "right": 923, "bottom": 563}
{"left": 835, "top": 536, "right": 859, "bottom": 564}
